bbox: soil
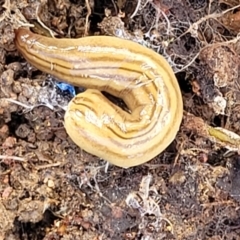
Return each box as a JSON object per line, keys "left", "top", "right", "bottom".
{"left": 1, "top": 0, "right": 240, "bottom": 239}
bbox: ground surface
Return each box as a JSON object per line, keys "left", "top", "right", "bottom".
{"left": 1, "top": 0, "right": 240, "bottom": 239}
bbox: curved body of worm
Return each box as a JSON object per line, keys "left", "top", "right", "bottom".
{"left": 15, "top": 28, "right": 183, "bottom": 168}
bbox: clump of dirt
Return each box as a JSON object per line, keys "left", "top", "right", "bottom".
{"left": 1, "top": 0, "right": 240, "bottom": 239}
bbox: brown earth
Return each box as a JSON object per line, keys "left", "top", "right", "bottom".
{"left": 1, "top": 0, "right": 240, "bottom": 239}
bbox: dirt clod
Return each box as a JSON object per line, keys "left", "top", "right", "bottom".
{"left": 1, "top": 0, "right": 240, "bottom": 239}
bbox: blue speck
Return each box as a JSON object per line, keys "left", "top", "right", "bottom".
{"left": 56, "top": 82, "right": 76, "bottom": 96}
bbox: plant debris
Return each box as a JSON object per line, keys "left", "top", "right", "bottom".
{"left": 1, "top": 0, "right": 240, "bottom": 239}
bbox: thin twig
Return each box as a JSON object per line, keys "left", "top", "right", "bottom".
{"left": 36, "top": 4, "right": 56, "bottom": 38}
{"left": 174, "top": 33, "right": 240, "bottom": 73}
{"left": 3, "top": 98, "right": 56, "bottom": 111}
{"left": 177, "top": 4, "right": 240, "bottom": 39}
{"left": 0, "top": 155, "right": 26, "bottom": 161}
{"left": 85, "top": 0, "right": 91, "bottom": 36}
{"left": 130, "top": 0, "right": 142, "bottom": 18}
{"left": 159, "top": 9, "right": 171, "bottom": 36}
